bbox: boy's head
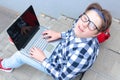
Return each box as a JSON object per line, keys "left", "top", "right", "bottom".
{"left": 74, "top": 3, "right": 112, "bottom": 38}
{"left": 85, "top": 3, "right": 112, "bottom": 32}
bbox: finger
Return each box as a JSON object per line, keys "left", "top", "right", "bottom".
{"left": 30, "top": 49, "right": 34, "bottom": 55}
{"left": 30, "top": 47, "right": 36, "bottom": 52}
{"left": 42, "top": 33, "right": 48, "bottom": 38}
{"left": 30, "top": 50, "right": 33, "bottom": 56}
{"left": 30, "top": 53, "right": 33, "bottom": 56}
{"left": 30, "top": 47, "right": 35, "bottom": 50}
{"left": 46, "top": 37, "right": 53, "bottom": 42}
{"left": 30, "top": 47, "right": 37, "bottom": 56}
{"left": 30, "top": 53, "right": 34, "bottom": 58}
{"left": 42, "top": 30, "right": 49, "bottom": 35}
{"left": 43, "top": 34, "right": 51, "bottom": 40}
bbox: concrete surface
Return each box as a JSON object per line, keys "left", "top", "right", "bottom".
{"left": 0, "top": 5, "right": 120, "bottom": 80}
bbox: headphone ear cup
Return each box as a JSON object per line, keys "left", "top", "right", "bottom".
{"left": 97, "top": 29, "right": 110, "bottom": 43}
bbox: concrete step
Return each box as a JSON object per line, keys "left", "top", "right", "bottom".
{"left": 0, "top": 5, "right": 18, "bottom": 33}
{"left": 101, "top": 20, "right": 120, "bottom": 54}
{"left": 38, "top": 13, "right": 74, "bottom": 32}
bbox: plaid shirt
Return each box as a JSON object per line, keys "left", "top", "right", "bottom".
{"left": 42, "top": 24, "right": 99, "bottom": 80}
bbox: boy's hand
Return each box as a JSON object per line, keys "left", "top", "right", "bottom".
{"left": 42, "top": 30, "right": 61, "bottom": 42}
{"left": 30, "top": 47, "right": 46, "bottom": 62}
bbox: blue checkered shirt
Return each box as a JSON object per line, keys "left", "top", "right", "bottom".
{"left": 42, "top": 24, "right": 99, "bottom": 80}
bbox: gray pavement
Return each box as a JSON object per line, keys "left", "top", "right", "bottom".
{"left": 0, "top": 6, "right": 120, "bottom": 80}
{"left": 0, "top": 5, "right": 18, "bottom": 33}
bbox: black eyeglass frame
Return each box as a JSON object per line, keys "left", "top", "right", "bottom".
{"left": 79, "top": 13, "right": 100, "bottom": 32}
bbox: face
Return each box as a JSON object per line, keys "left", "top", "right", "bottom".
{"left": 74, "top": 10, "right": 102, "bottom": 38}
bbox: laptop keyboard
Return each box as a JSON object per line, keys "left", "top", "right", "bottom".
{"left": 32, "top": 35, "right": 48, "bottom": 50}
{"left": 25, "top": 35, "right": 48, "bottom": 52}
{"left": 25, "top": 29, "right": 48, "bottom": 53}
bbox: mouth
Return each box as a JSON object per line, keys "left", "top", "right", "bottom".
{"left": 78, "top": 25, "right": 84, "bottom": 32}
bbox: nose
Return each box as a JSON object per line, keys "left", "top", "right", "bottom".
{"left": 82, "top": 21, "right": 89, "bottom": 28}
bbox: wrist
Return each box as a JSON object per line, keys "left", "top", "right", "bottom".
{"left": 42, "top": 58, "right": 48, "bottom": 67}
{"left": 61, "top": 32, "right": 66, "bottom": 38}
{"left": 40, "top": 57, "right": 47, "bottom": 62}
{"left": 43, "top": 58, "right": 47, "bottom": 61}
{"left": 58, "top": 32, "right": 61, "bottom": 39}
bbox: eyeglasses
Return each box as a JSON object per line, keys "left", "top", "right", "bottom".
{"left": 80, "top": 13, "right": 100, "bottom": 32}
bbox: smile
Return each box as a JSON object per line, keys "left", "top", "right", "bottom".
{"left": 78, "top": 25, "right": 84, "bottom": 32}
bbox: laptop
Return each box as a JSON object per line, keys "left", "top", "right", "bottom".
{"left": 7, "top": 5, "right": 60, "bottom": 59}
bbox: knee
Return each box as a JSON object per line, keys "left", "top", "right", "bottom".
{"left": 13, "top": 51, "right": 24, "bottom": 57}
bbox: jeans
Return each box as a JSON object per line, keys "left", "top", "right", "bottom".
{"left": 2, "top": 51, "right": 48, "bottom": 74}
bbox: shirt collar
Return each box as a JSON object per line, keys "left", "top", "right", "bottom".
{"left": 69, "top": 28, "right": 94, "bottom": 43}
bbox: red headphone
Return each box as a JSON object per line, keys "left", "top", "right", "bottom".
{"left": 97, "top": 29, "right": 110, "bottom": 43}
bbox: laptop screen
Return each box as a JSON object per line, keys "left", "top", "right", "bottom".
{"left": 7, "top": 5, "right": 40, "bottom": 50}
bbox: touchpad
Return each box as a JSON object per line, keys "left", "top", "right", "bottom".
{"left": 46, "top": 44, "right": 54, "bottom": 52}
